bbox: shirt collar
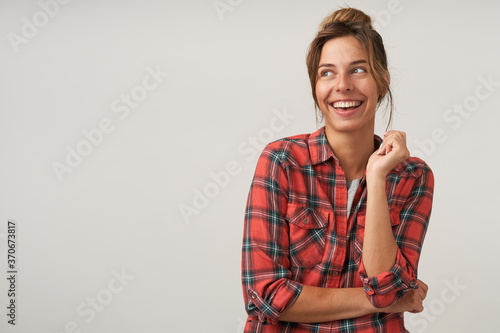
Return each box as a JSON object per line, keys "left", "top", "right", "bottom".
{"left": 308, "top": 126, "right": 383, "bottom": 165}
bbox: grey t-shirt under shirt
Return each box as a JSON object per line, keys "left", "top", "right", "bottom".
{"left": 346, "top": 178, "right": 361, "bottom": 219}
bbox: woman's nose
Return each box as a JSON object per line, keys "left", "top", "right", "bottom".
{"left": 335, "top": 73, "right": 353, "bottom": 92}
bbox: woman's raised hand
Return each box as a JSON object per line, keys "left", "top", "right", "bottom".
{"left": 367, "top": 130, "right": 410, "bottom": 179}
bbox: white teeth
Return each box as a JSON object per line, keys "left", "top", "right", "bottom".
{"left": 332, "top": 101, "right": 361, "bottom": 108}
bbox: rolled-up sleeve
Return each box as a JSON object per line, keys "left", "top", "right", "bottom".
{"left": 242, "top": 143, "right": 302, "bottom": 325}
{"left": 358, "top": 163, "right": 434, "bottom": 308}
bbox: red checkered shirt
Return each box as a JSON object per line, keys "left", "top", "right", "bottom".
{"left": 241, "top": 127, "right": 434, "bottom": 332}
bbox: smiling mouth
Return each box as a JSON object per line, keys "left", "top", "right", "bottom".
{"left": 330, "top": 100, "right": 363, "bottom": 111}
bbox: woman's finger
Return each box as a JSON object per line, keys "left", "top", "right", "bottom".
{"left": 377, "top": 131, "right": 408, "bottom": 158}
{"left": 383, "top": 130, "right": 398, "bottom": 137}
{"left": 384, "top": 131, "right": 406, "bottom": 143}
{"left": 385, "top": 142, "right": 393, "bottom": 154}
{"left": 417, "top": 280, "right": 428, "bottom": 299}
{"left": 416, "top": 286, "right": 426, "bottom": 300}
{"left": 377, "top": 143, "right": 386, "bottom": 155}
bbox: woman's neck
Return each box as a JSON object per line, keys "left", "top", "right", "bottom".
{"left": 324, "top": 126, "right": 375, "bottom": 181}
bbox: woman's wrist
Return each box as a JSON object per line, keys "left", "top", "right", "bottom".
{"left": 365, "top": 171, "right": 387, "bottom": 187}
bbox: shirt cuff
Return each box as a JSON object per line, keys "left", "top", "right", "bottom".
{"left": 246, "top": 279, "right": 303, "bottom": 325}
{"left": 359, "top": 250, "right": 419, "bottom": 308}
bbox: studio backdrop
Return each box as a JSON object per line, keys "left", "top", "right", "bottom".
{"left": 0, "top": 0, "right": 498, "bottom": 332}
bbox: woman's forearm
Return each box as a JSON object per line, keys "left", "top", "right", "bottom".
{"left": 278, "top": 285, "right": 378, "bottom": 323}
{"left": 362, "top": 174, "right": 398, "bottom": 277}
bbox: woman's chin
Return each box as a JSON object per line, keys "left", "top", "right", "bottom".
{"left": 324, "top": 117, "right": 375, "bottom": 135}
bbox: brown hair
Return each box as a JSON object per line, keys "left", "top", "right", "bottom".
{"left": 306, "top": 7, "right": 393, "bottom": 128}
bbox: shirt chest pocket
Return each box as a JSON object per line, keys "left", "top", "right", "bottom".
{"left": 285, "top": 204, "right": 329, "bottom": 268}
{"left": 353, "top": 207, "right": 402, "bottom": 263}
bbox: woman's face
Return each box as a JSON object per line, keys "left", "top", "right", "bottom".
{"left": 316, "top": 36, "right": 381, "bottom": 135}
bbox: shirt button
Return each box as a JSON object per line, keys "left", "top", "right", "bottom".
{"left": 409, "top": 280, "right": 416, "bottom": 288}
{"left": 303, "top": 218, "right": 309, "bottom": 224}
{"left": 332, "top": 271, "right": 339, "bottom": 276}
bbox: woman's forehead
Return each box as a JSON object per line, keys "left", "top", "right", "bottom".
{"left": 319, "top": 36, "right": 367, "bottom": 65}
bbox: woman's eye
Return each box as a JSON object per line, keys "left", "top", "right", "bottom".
{"left": 321, "top": 70, "right": 333, "bottom": 77}
{"left": 352, "top": 67, "right": 366, "bottom": 74}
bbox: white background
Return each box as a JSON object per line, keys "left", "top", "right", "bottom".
{"left": 0, "top": 0, "right": 499, "bottom": 332}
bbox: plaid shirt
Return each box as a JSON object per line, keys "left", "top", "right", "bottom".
{"left": 241, "top": 127, "right": 434, "bottom": 332}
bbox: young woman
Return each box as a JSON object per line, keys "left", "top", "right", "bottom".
{"left": 241, "top": 7, "right": 434, "bottom": 332}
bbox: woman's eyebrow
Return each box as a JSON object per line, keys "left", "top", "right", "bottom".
{"left": 318, "top": 59, "right": 367, "bottom": 69}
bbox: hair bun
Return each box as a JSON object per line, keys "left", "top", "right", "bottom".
{"left": 319, "top": 7, "right": 373, "bottom": 31}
